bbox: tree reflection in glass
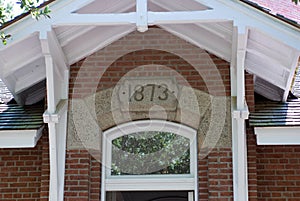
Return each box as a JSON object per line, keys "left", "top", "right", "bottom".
{"left": 111, "top": 131, "right": 190, "bottom": 175}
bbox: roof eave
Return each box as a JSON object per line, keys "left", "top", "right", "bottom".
{"left": 254, "top": 126, "right": 300, "bottom": 145}
{"left": 0, "top": 126, "right": 44, "bottom": 148}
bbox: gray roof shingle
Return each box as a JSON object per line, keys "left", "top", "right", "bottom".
{"left": 249, "top": 99, "right": 300, "bottom": 127}
{"left": 0, "top": 102, "right": 44, "bottom": 130}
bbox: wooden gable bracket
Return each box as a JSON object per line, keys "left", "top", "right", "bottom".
{"left": 41, "top": 30, "right": 69, "bottom": 201}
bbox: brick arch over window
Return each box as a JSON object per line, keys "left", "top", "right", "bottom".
{"left": 69, "top": 28, "right": 231, "bottom": 100}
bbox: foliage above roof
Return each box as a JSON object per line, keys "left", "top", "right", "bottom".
{"left": 0, "top": 0, "right": 51, "bottom": 45}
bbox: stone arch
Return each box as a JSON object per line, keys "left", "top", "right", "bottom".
{"left": 68, "top": 27, "right": 231, "bottom": 160}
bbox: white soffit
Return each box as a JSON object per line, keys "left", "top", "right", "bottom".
{"left": 160, "top": 22, "right": 233, "bottom": 62}
{"left": 255, "top": 127, "right": 300, "bottom": 145}
{"left": 76, "top": 0, "right": 136, "bottom": 13}
{"left": 0, "top": 33, "right": 46, "bottom": 105}
{"left": 54, "top": 25, "right": 136, "bottom": 65}
{"left": 149, "top": 0, "right": 208, "bottom": 11}
{"left": 58, "top": 0, "right": 232, "bottom": 63}
{"left": 245, "top": 28, "right": 300, "bottom": 101}
{"left": 0, "top": 126, "right": 44, "bottom": 148}
{"left": 1, "top": 0, "right": 300, "bottom": 105}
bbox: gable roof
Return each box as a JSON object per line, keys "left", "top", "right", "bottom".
{"left": 249, "top": 99, "right": 300, "bottom": 127}
{"left": 0, "top": 101, "right": 44, "bottom": 130}
{"left": 247, "top": 0, "right": 300, "bottom": 25}
{"left": 0, "top": 100, "right": 44, "bottom": 148}
{"left": 0, "top": 0, "right": 300, "bottom": 105}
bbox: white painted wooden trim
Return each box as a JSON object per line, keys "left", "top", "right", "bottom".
{"left": 236, "top": 32, "right": 247, "bottom": 110}
{"left": 42, "top": 31, "right": 70, "bottom": 201}
{"left": 231, "top": 27, "right": 249, "bottom": 201}
{"left": 196, "top": 0, "right": 300, "bottom": 50}
{"left": 106, "top": 177, "right": 195, "bottom": 191}
{"left": 136, "top": 0, "right": 148, "bottom": 32}
{"left": 59, "top": 26, "right": 96, "bottom": 47}
{"left": 54, "top": 13, "right": 136, "bottom": 26}
{"left": 45, "top": 100, "right": 68, "bottom": 201}
{"left": 55, "top": 11, "right": 229, "bottom": 27}
{"left": 43, "top": 100, "right": 68, "bottom": 124}
{"left": 255, "top": 127, "right": 300, "bottom": 145}
{"left": 2, "top": 0, "right": 300, "bottom": 55}
{"left": 102, "top": 120, "right": 198, "bottom": 201}
{"left": 2, "top": 53, "right": 42, "bottom": 78}
{"left": 67, "top": 26, "right": 135, "bottom": 65}
{"left": 230, "top": 27, "right": 237, "bottom": 97}
{"left": 148, "top": 10, "right": 229, "bottom": 24}
{"left": 0, "top": 0, "right": 94, "bottom": 46}
{"left": 231, "top": 101, "right": 249, "bottom": 201}
{"left": 159, "top": 24, "right": 232, "bottom": 62}
{"left": 48, "top": 122, "right": 58, "bottom": 201}
{"left": 47, "top": 30, "right": 69, "bottom": 69}
{"left": 14, "top": 67, "right": 46, "bottom": 94}
{"left": 0, "top": 126, "right": 44, "bottom": 148}
{"left": 282, "top": 52, "right": 300, "bottom": 101}
{"left": 188, "top": 192, "right": 194, "bottom": 201}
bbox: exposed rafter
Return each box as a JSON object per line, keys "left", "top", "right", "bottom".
{"left": 64, "top": 25, "right": 136, "bottom": 65}
{"left": 159, "top": 24, "right": 232, "bottom": 61}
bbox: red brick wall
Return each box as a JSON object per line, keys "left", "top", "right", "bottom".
{"left": 245, "top": 71, "right": 257, "bottom": 200}
{"left": 40, "top": 133, "right": 50, "bottom": 201}
{"left": 1, "top": 24, "right": 299, "bottom": 201}
{"left": 67, "top": 27, "right": 233, "bottom": 200}
{"left": 0, "top": 133, "right": 44, "bottom": 201}
{"left": 245, "top": 72, "right": 255, "bottom": 112}
{"left": 69, "top": 28, "right": 231, "bottom": 100}
{"left": 63, "top": 149, "right": 233, "bottom": 201}
{"left": 64, "top": 150, "right": 100, "bottom": 201}
{"left": 257, "top": 146, "right": 300, "bottom": 201}
{"left": 247, "top": 128, "right": 258, "bottom": 201}
{"left": 206, "top": 148, "right": 233, "bottom": 200}
{"left": 64, "top": 150, "right": 90, "bottom": 201}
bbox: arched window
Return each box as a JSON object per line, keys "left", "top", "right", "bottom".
{"left": 101, "top": 120, "right": 198, "bottom": 201}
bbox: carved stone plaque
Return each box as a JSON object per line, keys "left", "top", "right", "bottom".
{"left": 118, "top": 77, "right": 179, "bottom": 112}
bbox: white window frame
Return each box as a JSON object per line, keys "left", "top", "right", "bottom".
{"left": 101, "top": 120, "right": 198, "bottom": 201}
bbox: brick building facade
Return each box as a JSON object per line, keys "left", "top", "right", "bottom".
{"left": 0, "top": 0, "right": 300, "bottom": 201}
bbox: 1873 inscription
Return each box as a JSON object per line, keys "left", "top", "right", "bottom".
{"left": 118, "top": 77, "right": 178, "bottom": 111}
{"left": 129, "top": 84, "right": 169, "bottom": 102}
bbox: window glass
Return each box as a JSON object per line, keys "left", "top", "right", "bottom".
{"left": 111, "top": 131, "right": 190, "bottom": 175}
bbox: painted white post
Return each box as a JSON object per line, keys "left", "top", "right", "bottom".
{"left": 231, "top": 27, "right": 249, "bottom": 201}
{"left": 41, "top": 39, "right": 59, "bottom": 201}
{"left": 188, "top": 192, "right": 194, "bottom": 201}
{"left": 136, "top": 0, "right": 148, "bottom": 32}
{"left": 41, "top": 31, "right": 70, "bottom": 201}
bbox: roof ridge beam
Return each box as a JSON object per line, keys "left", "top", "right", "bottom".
{"left": 55, "top": 10, "right": 228, "bottom": 27}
